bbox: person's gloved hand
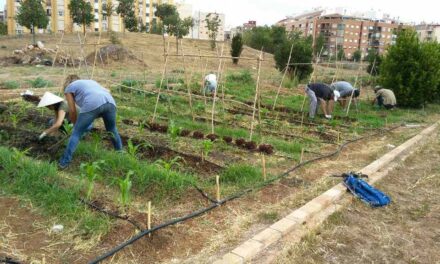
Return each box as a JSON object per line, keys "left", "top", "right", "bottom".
{"left": 38, "top": 132, "right": 47, "bottom": 141}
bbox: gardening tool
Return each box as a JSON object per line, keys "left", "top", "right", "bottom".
{"left": 47, "top": 134, "right": 70, "bottom": 151}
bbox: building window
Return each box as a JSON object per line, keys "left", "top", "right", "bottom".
{"left": 95, "top": 28, "right": 98, "bottom": 31}
{"left": 59, "top": 11, "right": 63, "bottom": 16}
{"left": 95, "top": 9, "right": 98, "bottom": 12}
{"left": 332, "top": 24, "right": 337, "bottom": 28}
{"left": 363, "top": 26, "right": 367, "bottom": 30}
{"left": 350, "top": 25, "right": 354, "bottom": 28}
{"left": 345, "top": 39, "right": 348, "bottom": 42}
{"left": 356, "top": 25, "right": 359, "bottom": 28}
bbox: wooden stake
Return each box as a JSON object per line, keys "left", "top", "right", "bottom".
{"left": 152, "top": 41, "right": 170, "bottom": 122}
{"left": 337, "top": 132, "right": 340, "bottom": 144}
{"left": 51, "top": 32, "right": 64, "bottom": 70}
{"left": 300, "top": 148, "right": 305, "bottom": 163}
{"left": 216, "top": 175, "right": 220, "bottom": 202}
{"left": 300, "top": 46, "right": 323, "bottom": 113}
{"left": 249, "top": 48, "right": 264, "bottom": 140}
{"left": 345, "top": 59, "right": 363, "bottom": 116}
{"left": 262, "top": 154, "right": 267, "bottom": 181}
{"left": 91, "top": 31, "right": 102, "bottom": 79}
{"left": 147, "top": 201, "right": 151, "bottom": 237}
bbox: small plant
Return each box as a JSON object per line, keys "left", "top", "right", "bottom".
{"left": 80, "top": 160, "right": 104, "bottom": 201}
{"left": 192, "top": 131, "right": 204, "bottom": 139}
{"left": 27, "top": 77, "right": 53, "bottom": 88}
{"left": 155, "top": 156, "right": 182, "bottom": 174}
{"left": 11, "top": 147, "right": 30, "bottom": 163}
{"left": 126, "top": 139, "right": 151, "bottom": 159}
{"left": 109, "top": 31, "right": 121, "bottom": 44}
{"left": 244, "top": 141, "right": 257, "bottom": 150}
{"left": 9, "top": 113, "right": 19, "bottom": 128}
{"left": 118, "top": 170, "right": 133, "bottom": 211}
{"left": 168, "top": 120, "right": 181, "bottom": 143}
{"left": 222, "top": 136, "right": 233, "bottom": 144}
{"left": 110, "top": 72, "right": 117, "bottom": 77}
{"left": 200, "top": 140, "right": 213, "bottom": 162}
{"left": 317, "top": 125, "right": 326, "bottom": 134}
{"left": 258, "top": 144, "right": 274, "bottom": 155}
{"left": 62, "top": 120, "right": 74, "bottom": 135}
{"left": 179, "top": 129, "right": 190, "bottom": 137}
{"left": 235, "top": 138, "right": 245, "bottom": 147}
{"left": 206, "top": 133, "right": 218, "bottom": 142}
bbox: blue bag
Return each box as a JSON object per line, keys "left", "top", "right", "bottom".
{"left": 342, "top": 173, "right": 391, "bottom": 207}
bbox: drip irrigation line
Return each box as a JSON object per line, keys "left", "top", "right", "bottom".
{"left": 89, "top": 124, "right": 402, "bottom": 263}
{"left": 80, "top": 198, "right": 144, "bottom": 231}
{"left": 193, "top": 185, "right": 218, "bottom": 204}
{"left": 0, "top": 258, "right": 21, "bottom": 264}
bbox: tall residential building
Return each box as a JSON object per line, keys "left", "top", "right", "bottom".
{"left": 6, "top": 0, "right": 173, "bottom": 35}
{"left": 277, "top": 10, "right": 404, "bottom": 59}
{"left": 416, "top": 24, "right": 440, "bottom": 42}
{"left": 192, "top": 11, "right": 225, "bottom": 41}
{"left": 0, "top": 10, "right": 5, "bottom": 23}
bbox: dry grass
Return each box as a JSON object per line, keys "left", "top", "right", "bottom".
{"left": 274, "top": 133, "right": 440, "bottom": 264}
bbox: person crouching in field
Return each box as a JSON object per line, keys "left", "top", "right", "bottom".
{"left": 305, "top": 83, "right": 340, "bottom": 119}
{"left": 372, "top": 86, "right": 396, "bottom": 110}
{"left": 204, "top": 73, "right": 217, "bottom": 97}
{"left": 330, "top": 81, "right": 360, "bottom": 109}
{"left": 58, "top": 75, "right": 122, "bottom": 169}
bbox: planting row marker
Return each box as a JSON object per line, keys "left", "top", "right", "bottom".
{"left": 152, "top": 40, "right": 171, "bottom": 123}
{"left": 272, "top": 43, "right": 294, "bottom": 111}
{"left": 216, "top": 175, "right": 221, "bottom": 202}
{"left": 180, "top": 39, "right": 195, "bottom": 121}
{"left": 148, "top": 201, "right": 152, "bottom": 237}
{"left": 300, "top": 148, "right": 305, "bottom": 163}
{"left": 345, "top": 58, "right": 363, "bottom": 116}
{"left": 211, "top": 43, "right": 225, "bottom": 134}
{"left": 249, "top": 48, "right": 264, "bottom": 140}
{"left": 262, "top": 154, "right": 267, "bottom": 181}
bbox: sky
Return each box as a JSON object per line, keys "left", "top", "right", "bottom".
{"left": 2, "top": 0, "right": 438, "bottom": 28}
{"left": 181, "top": 0, "right": 439, "bottom": 28}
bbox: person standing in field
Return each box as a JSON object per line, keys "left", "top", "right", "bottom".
{"left": 372, "top": 86, "right": 396, "bottom": 110}
{"left": 305, "top": 83, "right": 340, "bottom": 119}
{"left": 58, "top": 75, "right": 122, "bottom": 169}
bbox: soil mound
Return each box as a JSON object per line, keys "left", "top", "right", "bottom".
{"left": 86, "top": 45, "right": 146, "bottom": 66}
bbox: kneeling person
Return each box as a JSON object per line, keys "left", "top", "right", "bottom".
{"left": 372, "top": 86, "right": 396, "bottom": 110}
{"left": 204, "top": 73, "right": 217, "bottom": 96}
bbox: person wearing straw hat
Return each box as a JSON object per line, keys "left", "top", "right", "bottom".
{"left": 330, "top": 81, "right": 360, "bottom": 109}
{"left": 305, "top": 83, "right": 340, "bottom": 119}
{"left": 372, "top": 85, "right": 396, "bottom": 110}
{"left": 37, "top": 92, "right": 82, "bottom": 140}
{"left": 58, "top": 75, "right": 122, "bottom": 169}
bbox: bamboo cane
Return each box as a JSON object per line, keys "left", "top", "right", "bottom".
{"left": 273, "top": 43, "right": 294, "bottom": 111}
{"left": 51, "top": 32, "right": 64, "bottom": 70}
{"left": 216, "top": 175, "right": 220, "bottom": 202}
{"left": 249, "top": 48, "right": 264, "bottom": 141}
{"left": 180, "top": 39, "right": 195, "bottom": 121}
{"left": 345, "top": 61, "right": 363, "bottom": 116}
{"left": 147, "top": 201, "right": 151, "bottom": 237}
{"left": 91, "top": 31, "right": 102, "bottom": 79}
{"left": 151, "top": 41, "right": 171, "bottom": 122}
{"left": 210, "top": 44, "right": 224, "bottom": 134}
{"left": 262, "top": 154, "right": 267, "bottom": 181}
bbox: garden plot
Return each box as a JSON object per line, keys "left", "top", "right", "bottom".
{"left": 1, "top": 33, "right": 439, "bottom": 263}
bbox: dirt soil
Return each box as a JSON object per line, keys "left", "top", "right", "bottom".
{"left": 273, "top": 132, "right": 440, "bottom": 264}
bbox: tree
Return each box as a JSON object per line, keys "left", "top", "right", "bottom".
{"left": 0, "top": 22, "right": 7, "bottom": 35}
{"left": 15, "top": 0, "right": 49, "bottom": 44}
{"left": 230, "top": 33, "right": 243, "bottom": 64}
{"left": 314, "top": 33, "right": 325, "bottom": 57}
{"left": 148, "top": 19, "right": 163, "bottom": 35}
{"left": 124, "top": 10, "right": 138, "bottom": 32}
{"left": 274, "top": 32, "right": 313, "bottom": 81}
{"left": 116, "top": 0, "right": 135, "bottom": 33}
{"left": 337, "top": 46, "right": 345, "bottom": 61}
{"left": 165, "top": 14, "right": 193, "bottom": 53}
{"left": 205, "top": 13, "right": 221, "bottom": 50}
{"left": 366, "top": 49, "right": 382, "bottom": 76}
{"left": 102, "top": 2, "right": 114, "bottom": 33}
{"left": 154, "top": 3, "right": 178, "bottom": 52}
{"left": 353, "top": 49, "right": 362, "bottom": 62}
{"left": 379, "top": 29, "right": 440, "bottom": 107}
{"left": 68, "top": 0, "right": 94, "bottom": 35}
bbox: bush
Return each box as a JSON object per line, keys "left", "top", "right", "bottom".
{"left": 366, "top": 49, "right": 382, "bottom": 76}
{"left": 231, "top": 33, "right": 244, "bottom": 64}
{"left": 379, "top": 29, "right": 440, "bottom": 107}
{"left": 353, "top": 49, "right": 362, "bottom": 62}
{"left": 2, "top": 80, "right": 20, "bottom": 89}
{"left": 28, "top": 77, "right": 53, "bottom": 88}
{"left": 274, "top": 33, "right": 313, "bottom": 81}
{"left": 226, "top": 70, "right": 253, "bottom": 84}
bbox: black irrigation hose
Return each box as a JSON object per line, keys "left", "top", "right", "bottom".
{"left": 89, "top": 124, "right": 402, "bottom": 263}
{"left": 0, "top": 258, "right": 21, "bottom": 264}
{"left": 193, "top": 185, "right": 218, "bottom": 204}
{"left": 80, "top": 198, "right": 144, "bottom": 231}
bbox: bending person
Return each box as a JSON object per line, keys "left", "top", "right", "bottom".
{"left": 305, "top": 83, "right": 340, "bottom": 119}
{"left": 372, "top": 86, "right": 396, "bottom": 110}
{"left": 330, "top": 81, "right": 360, "bottom": 109}
{"left": 204, "top": 73, "right": 217, "bottom": 97}
{"left": 58, "top": 75, "right": 122, "bottom": 169}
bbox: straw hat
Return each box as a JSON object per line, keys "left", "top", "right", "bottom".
{"left": 37, "top": 92, "right": 64, "bottom": 107}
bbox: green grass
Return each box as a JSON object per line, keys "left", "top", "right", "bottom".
{"left": 220, "top": 164, "right": 262, "bottom": 188}
{"left": 27, "top": 77, "right": 53, "bottom": 88}
{"left": 0, "top": 147, "right": 109, "bottom": 235}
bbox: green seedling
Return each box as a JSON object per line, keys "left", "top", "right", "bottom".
{"left": 62, "top": 120, "right": 74, "bottom": 135}
{"left": 91, "top": 132, "right": 102, "bottom": 152}
{"left": 317, "top": 125, "right": 326, "bottom": 134}
{"left": 80, "top": 160, "right": 104, "bottom": 201}
{"left": 127, "top": 138, "right": 152, "bottom": 159}
{"left": 155, "top": 156, "right": 182, "bottom": 174}
{"left": 168, "top": 120, "right": 181, "bottom": 144}
{"left": 200, "top": 140, "right": 213, "bottom": 162}
{"left": 118, "top": 170, "right": 133, "bottom": 211}
{"left": 11, "top": 147, "right": 30, "bottom": 164}
{"left": 9, "top": 113, "right": 18, "bottom": 128}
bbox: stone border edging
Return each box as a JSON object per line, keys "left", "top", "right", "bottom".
{"left": 213, "top": 121, "right": 439, "bottom": 264}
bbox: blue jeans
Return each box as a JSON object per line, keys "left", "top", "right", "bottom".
{"left": 59, "top": 103, "right": 122, "bottom": 166}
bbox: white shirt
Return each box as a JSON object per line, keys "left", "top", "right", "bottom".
{"left": 205, "top": 74, "right": 217, "bottom": 83}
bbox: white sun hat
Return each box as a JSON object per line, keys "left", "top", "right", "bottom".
{"left": 334, "top": 90, "right": 341, "bottom": 101}
{"left": 37, "top": 92, "right": 64, "bottom": 107}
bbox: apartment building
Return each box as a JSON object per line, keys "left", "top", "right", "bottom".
{"left": 416, "top": 24, "right": 440, "bottom": 42}
{"left": 277, "top": 11, "right": 402, "bottom": 59}
{"left": 6, "top": 0, "right": 173, "bottom": 35}
{"left": 0, "top": 10, "right": 5, "bottom": 23}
